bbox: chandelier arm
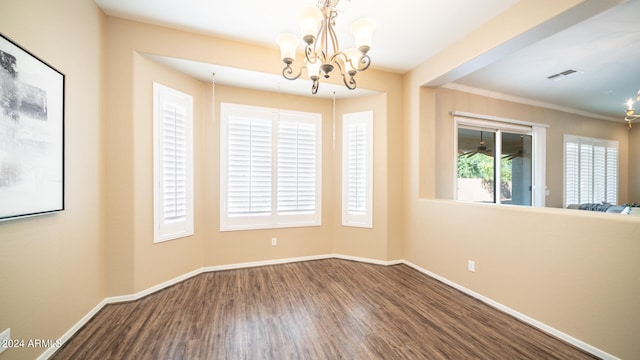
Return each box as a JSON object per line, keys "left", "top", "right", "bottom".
{"left": 326, "top": 11, "right": 340, "bottom": 55}
{"left": 331, "top": 51, "right": 371, "bottom": 74}
{"left": 307, "top": 14, "right": 325, "bottom": 63}
{"left": 625, "top": 114, "right": 639, "bottom": 130}
{"left": 318, "top": 48, "right": 328, "bottom": 65}
{"left": 329, "top": 52, "right": 347, "bottom": 75}
{"left": 318, "top": 9, "right": 330, "bottom": 61}
{"left": 355, "top": 54, "right": 372, "bottom": 72}
{"left": 305, "top": 45, "right": 317, "bottom": 63}
{"left": 342, "top": 73, "right": 357, "bottom": 90}
{"left": 282, "top": 63, "right": 302, "bottom": 81}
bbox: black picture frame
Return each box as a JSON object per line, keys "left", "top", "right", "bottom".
{"left": 0, "top": 33, "right": 65, "bottom": 221}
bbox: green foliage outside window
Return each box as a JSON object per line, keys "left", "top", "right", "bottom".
{"left": 458, "top": 154, "right": 513, "bottom": 200}
{"left": 457, "top": 154, "right": 512, "bottom": 182}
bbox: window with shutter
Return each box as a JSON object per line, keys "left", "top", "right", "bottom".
{"left": 565, "top": 142, "right": 580, "bottom": 206}
{"left": 162, "top": 102, "right": 187, "bottom": 220}
{"left": 342, "top": 111, "right": 373, "bottom": 228}
{"left": 606, "top": 146, "right": 618, "bottom": 202}
{"left": 564, "top": 135, "right": 618, "bottom": 207}
{"left": 277, "top": 116, "right": 317, "bottom": 214}
{"left": 153, "top": 83, "right": 193, "bottom": 243}
{"left": 227, "top": 114, "right": 273, "bottom": 215}
{"left": 220, "top": 103, "right": 321, "bottom": 231}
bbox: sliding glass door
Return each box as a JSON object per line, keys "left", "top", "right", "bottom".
{"left": 457, "top": 128, "right": 495, "bottom": 203}
{"left": 501, "top": 132, "right": 532, "bottom": 206}
{"left": 457, "top": 126, "right": 533, "bottom": 206}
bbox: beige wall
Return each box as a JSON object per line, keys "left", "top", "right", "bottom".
{"left": 0, "top": 0, "right": 105, "bottom": 359}
{"left": 104, "top": 18, "right": 404, "bottom": 296}
{"left": 207, "top": 84, "right": 335, "bottom": 266}
{"left": 131, "top": 54, "right": 207, "bottom": 291}
{"left": 405, "top": 199, "right": 640, "bottom": 359}
{"left": 405, "top": 1, "right": 640, "bottom": 358}
{"left": 333, "top": 94, "right": 389, "bottom": 260}
{"left": 2, "top": 0, "right": 639, "bottom": 359}
{"left": 433, "top": 87, "right": 631, "bottom": 207}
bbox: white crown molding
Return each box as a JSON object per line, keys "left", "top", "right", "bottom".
{"left": 443, "top": 83, "right": 620, "bottom": 123}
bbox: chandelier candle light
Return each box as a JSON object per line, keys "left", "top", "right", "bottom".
{"left": 625, "top": 89, "right": 640, "bottom": 129}
{"left": 277, "top": 0, "right": 375, "bottom": 95}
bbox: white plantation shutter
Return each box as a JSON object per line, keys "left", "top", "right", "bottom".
{"left": 227, "top": 114, "right": 273, "bottom": 215}
{"left": 220, "top": 103, "right": 321, "bottom": 231}
{"left": 342, "top": 111, "right": 373, "bottom": 228}
{"left": 564, "top": 135, "right": 618, "bottom": 207}
{"left": 565, "top": 141, "right": 579, "bottom": 206}
{"left": 593, "top": 145, "right": 606, "bottom": 202}
{"left": 277, "top": 117, "right": 318, "bottom": 214}
{"left": 153, "top": 83, "right": 193, "bottom": 243}
{"left": 579, "top": 143, "right": 593, "bottom": 203}
{"left": 606, "top": 146, "right": 618, "bottom": 203}
{"left": 347, "top": 122, "right": 367, "bottom": 213}
{"left": 162, "top": 102, "right": 187, "bottom": 220}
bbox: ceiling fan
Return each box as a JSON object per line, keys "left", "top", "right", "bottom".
{"left": 502, "top": 136, "right": 526, "bottom": 160}
{"left": 461, "top": 131, "right": 493, "bottom": 158}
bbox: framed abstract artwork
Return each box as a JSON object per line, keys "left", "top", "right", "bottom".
{"left": 0, "top": 33, "right": 64, "bottom": 221}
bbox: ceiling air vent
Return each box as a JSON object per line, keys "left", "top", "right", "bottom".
{"left": 547, "top": 69, "right": 582, "bottom": 81}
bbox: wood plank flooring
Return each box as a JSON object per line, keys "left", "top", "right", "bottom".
{"left": 52, "top": 259, "right": 598, "bottom": 359}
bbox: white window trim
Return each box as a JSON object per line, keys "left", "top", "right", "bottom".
{"left": 153, "top": 82, "right": 194, "bottom": 243}
{"left": 220, "top": 103, "right": 322, "bottom": 231}
{"left": 453, "top": 114, "right": 546, "bottom": 207}
{"left": 342, "top": 111, "right": 373, "bottom": 228}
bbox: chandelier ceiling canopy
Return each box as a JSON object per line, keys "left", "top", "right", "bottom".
{"left": 624, "top": 90, "right": 640, "bottom": 129}
{"left": 277, "top": 0, "right": 375, "bottom": 95}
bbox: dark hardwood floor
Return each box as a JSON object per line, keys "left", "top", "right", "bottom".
{"left": 52, "top": 259, "right": 598, "bottom": 359}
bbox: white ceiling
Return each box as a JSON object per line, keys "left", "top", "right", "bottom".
{"left": 95, "top": 0, "right": 518, "bottom": 73}
{"left": 451, "top": 0, "right": 640, "bottom": 120}
{"left": 95, "top": 0, "right": 640, "bottom": 118}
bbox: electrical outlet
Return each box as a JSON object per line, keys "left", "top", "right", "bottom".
{"left": 271, "top": 237, "right": 277, "bottom": 246}
{"left": 468, "top": 260, "right": 475, "bottom": 273}
{"left": 0, "top": 328, "right": 10, "bottom": 354}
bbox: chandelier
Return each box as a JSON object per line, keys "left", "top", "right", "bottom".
{"left": 276, "top": 0, "right": 375, "bottom": 95}
{"left": 624, "top": 89, "right": 640, "bottom": 129}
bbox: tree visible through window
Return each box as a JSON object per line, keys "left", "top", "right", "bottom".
{"left": 455, "top": 114, "right": 546, "bottom": 207}
{"left": 457, "top": 126, "right": 533, "bottom": 206}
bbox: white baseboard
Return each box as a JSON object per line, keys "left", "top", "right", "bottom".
{"left": 401, "top": 260, "right": 619, "bottom": 360}
{"left": 39, "top": 254, "right": 339, "bottom": 359}
{"left": 39, "top": 255, "right": 616, "bottom": 360}
{"left": 37, "top": 298, "right": 109, "bottom": 360}
{"left": 104, "top": 267, "right": 205, "bottom": 304}
{"left": 333, "top": 253, "right": 403, "bottom": 266}
{"left": 201, "top": 254, "right": 334, "bottom": 273}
